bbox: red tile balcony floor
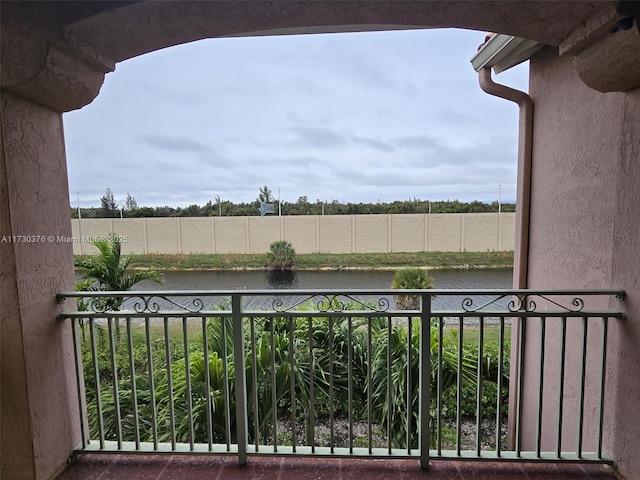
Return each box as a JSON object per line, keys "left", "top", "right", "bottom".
{"left": 57, "top": 454, "right": 619, "bottom": 479}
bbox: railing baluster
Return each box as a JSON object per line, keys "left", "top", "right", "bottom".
{"left": 536, "top": 316, "right": 546, "bottom": 458}
{"left": 232, "top": 294, "right": 248, "bottom": 465}
{"left": 456, "top": 316, "right": 463, "bottom": 456}
{"left": 556, "top": 316, "right": 567, "bottom": 458}
{"left": 270, "top": 316, "right": 277, "bottom": 452}
{"left": 387, "top": 315, "right": 392, "bottom": 454}
{"left": 407, "top": 315, "right": 413, "bottom": 455}
{"left": 250, "top": 316, "right": 259, "bottom": 451}
{"left": 202, "top": 317, "right": 213, "bottom": 451}
{"left": 144, "top": 318, "right": 158, "bottom": 450}
{"left": 329, "top": 316, "right": 335, "bottom": 453}
{"left": 515, "top": 316, "right": 526, "bottom": 457}
{"left": 289, "top": 316, "right": 296, "bottom": 452}
{"left": 419, "top": 293, "right": 431, "bottom": 470}
{"left": 577, "top": 316, "right": 588, "bottom": 458}
{"left": 182, "top": 316, "right": 194, "bottom": 450}
{"left": 125, "top": 317, "right": 140, "bottom": 449}
{"left": 309, "top": 316, "right": 315, "bottom": 453}
{"left": 367, "top": 317, "right": 372, "bottom": 454}
{"left": 72, "top": 318, "right": 88, "bottom": 449}
{"left": 597, "top": 316, "right": 608, "bottom": 459}
{"left": 496, "top": 316, "right": 505, "bottom": 457}
{"left": 163, "top": 316, "right": 176, "bottom": 451}
{"left": 348, "top": 316, "right": 354, "bottom": 454}
{"left": 222, "top": 316, "right": 232, "bottom": 451}
{"left": 89, "top": 318, "right": 105, "bottom": 449}
{"left": 437, "top": 316, "right": 443, "bottom": 456}
{"left": 475, "top": 316, "right": 484, "bottom": 456}
{"left": 108, "top": 317, "right": 123, "bottom": 449}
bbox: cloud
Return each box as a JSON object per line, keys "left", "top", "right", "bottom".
{"left": 351, "top": 134, "right": 395, "bottom": 152}
{"left": 136, "top": 134, "right": 212, "bottom": 154}
{"left": 290, "top": 125, "right": 349, "bottom": 149}
{"left": 65, "top": 28, "right": 527, "bottom": 208}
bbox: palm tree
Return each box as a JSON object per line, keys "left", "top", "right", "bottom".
{"left": 76, "top": 233, "right": 162, "bottom": 338}
{"left": 266, "top": 240, "right": 296, "bottom": 271}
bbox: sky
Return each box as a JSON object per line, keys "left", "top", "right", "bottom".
{"left": 63, "top": 28, "right": 529, "bottom": 209}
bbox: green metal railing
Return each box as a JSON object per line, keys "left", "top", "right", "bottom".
{"left": 57, "top": 288, "right": 625, "bottom": 468}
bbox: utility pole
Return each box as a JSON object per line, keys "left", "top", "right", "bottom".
{"left": 498, "top": 184, "right": 502, "bottom": 214}
{"left": 278, "top": 188, "right": 281, "bottom": 216}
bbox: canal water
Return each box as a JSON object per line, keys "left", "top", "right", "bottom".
{"left": 138, "top": 268, "right": 511, "bottom": 290}
{"left": 134, "top": 268, "right": 513, "bottom": 312}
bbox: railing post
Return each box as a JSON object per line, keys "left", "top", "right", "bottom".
{"left": 232, "top": 294, "right": 248, "bottom": 465}
{"left": 419, "top": 293, "right": 431, "bottom": 469}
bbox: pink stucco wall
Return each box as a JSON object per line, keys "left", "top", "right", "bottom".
{"left": 524, "top": 47, "right": 640, "bottom": 477}
{"left": 0, "top": 93, "right": 79, "bottom": 479}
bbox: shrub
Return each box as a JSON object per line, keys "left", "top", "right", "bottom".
{"left": 440, "top": 338, "right": 510, "bottom": 421}
{"left": 391, "top": 267, "right": 434, "bottom": 309}
{"left": 266, "top": 240, "right": 296, "bottom": 271}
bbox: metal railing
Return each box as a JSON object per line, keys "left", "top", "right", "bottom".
{"left": 57, "top": 288, "right": 625, "bottom": 468}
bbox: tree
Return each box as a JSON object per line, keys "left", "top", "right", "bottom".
{"left": 266, "top": 240, "right": 296, "bottom": 271}
{"left": 124, "top": 193, "right": 138, "bottom": 211}
{"left": 258, "top": 185, "right": 274, "bottom": 204}
{"left": 76, "top": 233, "right": 163, "bottom": 338}
{"left": 100, "top": 188, "right": 118, "bottom": 217}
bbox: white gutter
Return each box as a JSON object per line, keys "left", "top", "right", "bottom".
{"left": 471, "top": 33, "right": 543, "bottom": 74}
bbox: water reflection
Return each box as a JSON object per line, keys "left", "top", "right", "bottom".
{"left": 266, "top": 270, "right": 299, "bottom": 289}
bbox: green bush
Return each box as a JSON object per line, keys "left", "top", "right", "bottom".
{"left": 391, "top": 268, "right": 434, "bottom": 309}
{"left": 266, "top": 240, "right": 296, "bottom": 271}
{"left": 439, "top": 338, "right": 510, "bottom": 421}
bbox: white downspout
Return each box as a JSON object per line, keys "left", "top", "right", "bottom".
{"left": 478, "top": 67, "right": 533, "bottom": 289}
{"left": 478, "top": 67, "right": 533, "bottom": 451}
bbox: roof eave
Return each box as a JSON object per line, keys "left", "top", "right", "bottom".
{"left": 471, "top": 33, "right": 543, "bottom": 74}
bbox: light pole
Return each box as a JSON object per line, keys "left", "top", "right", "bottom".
{"left": 498, "top": 184, "right": 502, "bottom": 214}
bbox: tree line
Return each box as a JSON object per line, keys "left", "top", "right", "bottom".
{"left": 71, "top": 186, "right": 515, "bottom": 219}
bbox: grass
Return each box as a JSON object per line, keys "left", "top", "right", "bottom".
{"left": 77, "top": 251, "right": 513, "bottom": 271}
{"left": 458, "top": 325, "right": 512, "bottom": 349}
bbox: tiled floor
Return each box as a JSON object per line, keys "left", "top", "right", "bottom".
{"left": 57, "top": 454, "right": 620, "bottom": 479}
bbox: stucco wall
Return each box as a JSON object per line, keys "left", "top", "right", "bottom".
{"left": 524, "top": 47, "right": 639, "bottom": 477}
{"left": 1, "top": 93, "right": 79, "bottom": 480}
{"left": 70, "top": 212, "right": 515, "bottom": 255}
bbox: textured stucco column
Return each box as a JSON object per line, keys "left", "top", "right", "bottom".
{"left": 523, "top": 47, "right": 640, "bottom": 478}
{"left": 1, "top": 92, "right": 79, "bottom": 479}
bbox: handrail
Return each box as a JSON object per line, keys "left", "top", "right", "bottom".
{"left": 57, "top": 288, "right": 626, "bottom": 300}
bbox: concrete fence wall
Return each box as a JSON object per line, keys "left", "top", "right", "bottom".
{"left": 70, "top": 212, "right": 515, "bottom": 255}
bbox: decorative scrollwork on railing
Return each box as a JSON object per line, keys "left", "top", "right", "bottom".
{"left": 272, "top": 294, "right": 390, "bottom": 313}
{"left": 461, "top": 295, "right": 510, "bottom": 312}
{"left": 81, "top": 294, "right": 205, "bottom": 314}
{"left": 462, "top": 294, "right": 586, "bottom": 313}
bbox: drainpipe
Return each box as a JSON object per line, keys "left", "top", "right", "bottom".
{"left": 478, "top": 68, "right": 533, "bottom": 289}
{"left": 478, "top": 67, "right": 533, "bottom": 451}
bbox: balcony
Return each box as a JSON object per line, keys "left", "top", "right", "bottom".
{"left": 55, "top": 288, "right": 624, "bottom": 478}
